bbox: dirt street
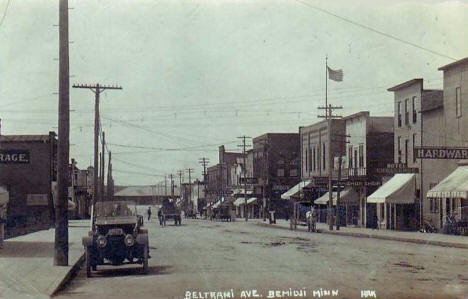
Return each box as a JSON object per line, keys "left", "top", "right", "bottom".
{"left": 56, "top": 219, "right": 468, "bottom": 299}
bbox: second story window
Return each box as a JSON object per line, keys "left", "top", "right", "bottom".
{"left": 405, "top": 99, "right": 409, "bottom": 125}
{"left": 412, "top": 96, "right": 417, "bottom": 123}
{"left": 323, "top": 143, "right": 326, "bottom": 171}
{"left": 277, "top": 169, "right": 284, "bottom": 177}
{"left": 397, "top": 136, "right": 401, "bottom": 163}
{"left": 397, "top": 102, "right": 402, "bottom": 127}
{"left": 348, "top": 146, "right": 353, "bottom": 168}
{"left": 290, "top": 169, "right": 298, "bottom": 177}
{"left": 456, "top": 87, "right": 462, "bottom": 118}
{"left": 405, "top": 139, "right": 409, "bottom": 165}
{"left": 413, "top": 133, "right": 417, "bottom": 163}
{"left": 358, "top": 144, "right": 364, "bottom": 167}
{"left": 313, "top": 147, "right": 316, "bottom": 171}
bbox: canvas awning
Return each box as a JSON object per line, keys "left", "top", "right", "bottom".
{"left": 427, "top": 166, "right": 468, "bottom": 199}
{"left": 314, "top": 188, "right": 359, "bottom": 205}
{"left": 247, "top": 197, "right": 257, "bottom": 205}
{"left": 281, "top": 180, "right": 312, "bottom": 200}
{"left": 367, "top": 174, "right": 416, "bottom": 204}
{"left": 234, "top": 197, "right": 246, "bottom": 206}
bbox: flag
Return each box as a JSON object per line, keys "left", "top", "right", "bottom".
{"left": 327, "top": 66, "right": 343, "bottom": 82}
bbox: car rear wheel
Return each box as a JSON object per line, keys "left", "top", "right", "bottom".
{"left": 85, "top": 247, "right": 92, "bottom": 278}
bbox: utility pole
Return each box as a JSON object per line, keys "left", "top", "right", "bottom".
{"left": 107, "top": 151, "right": 112, "bottom": 201}
{"left": 238, "top": 136, "right": 251, "bottom": 221}
{"left": 72, "top": 84, "right": 122, "bottom": 210}
{"left": 187, "top": 168, "right": 194, "bottom": 212}
{"left": 331, "top": 133, "right": 350, "bottom": 231}
{"left": 101, "top": 131, "right": 105, "bottom": 201}
{"left": 318, "top": 104, "right": 342, "bottom": 231}
{"left": 164, "top": 175, "right": 167, "bottom": 197}
{"left": 199, "top": 157, "right": 209, "bottom": 207}
{"left": 170, "top": 174, "right": 174, "bottom": 198}
{"left": 177, "top": 170, "right": 184, "bottom": 205}
{"left": 55, "top": 0, "right": 70, "bottom": 266}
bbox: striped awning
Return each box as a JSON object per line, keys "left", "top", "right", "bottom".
{"left": 281, "top": 180, "right": 312, "bottom": 200}
{"left": 367, "top": 174, "right": 416, "bottom": 204}
{"left": 314, "top": 188, "right": 359, "bottom": 205}
{"left": 427, "top": 166, "right": 468, "bottom": 199}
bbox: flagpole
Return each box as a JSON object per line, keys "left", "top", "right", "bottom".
{"left": 326, "top": 55, "right": 334, "bottom": 231}
{"left": 325, "top": 55, "right": 328, "bottom": 109}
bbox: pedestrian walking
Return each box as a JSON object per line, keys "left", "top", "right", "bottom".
{"left": 158, "top": 209, "right": 164, "bottom": 227}
{"left": 147, "top": 206, "right": 152, "bottom": 221}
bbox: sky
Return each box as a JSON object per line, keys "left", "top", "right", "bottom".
{"left": 1, "top": 0, "right": 467, "bottom": 185}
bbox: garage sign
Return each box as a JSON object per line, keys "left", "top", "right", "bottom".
{"left": 0, "top": 150, "right": 30, "bottom": 164}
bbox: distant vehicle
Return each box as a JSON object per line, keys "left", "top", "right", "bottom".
{"left": 160, "top": 199, "right": 182, "bottom": 226}
{"left": 82, "top": 201, "right": 149, "bottom": 277}
{"left": 215, "top": 204, "right": 234, "bottom": 222}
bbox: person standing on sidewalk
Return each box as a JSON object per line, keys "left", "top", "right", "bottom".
{"left": 0, "top": 188, "right": 8, "bottom": 249}
{"left": 147, "top": 206, "right": 152, "bottom": 221}
{"left": 0, "top": 203, "right": 6, "bottom": 248}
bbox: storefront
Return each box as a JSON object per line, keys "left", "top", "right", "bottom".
{"left": 427, "top": 165, "right": 468, "bottom": 229}
{"left": 367, "top": 174, "right": 417, "bottom": 231}
{"left": 314, "top": 188, "right": 359, "bottom": 225}
{"left": 280, "top": 180, "right": 312, "bottom": 200}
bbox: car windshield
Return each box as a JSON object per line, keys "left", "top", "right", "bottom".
{"left": 95, "top": 201, "right": 137, "bottom": 217}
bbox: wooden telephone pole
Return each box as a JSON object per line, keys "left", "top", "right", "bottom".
{"left": 187, "top": 168, "right": 194, "bottom": 212}
{"left": 55, "top": 0, "right": 70, "bottom": 266}
{"left": 199, "top": 157, "right": 209, "bottom": 205}
{"left": 107, "top": 151, "right": 113, "bottom": 200}
{"left": 318, "top": 104, "right": 342, "bottom": 231}
{"left": 72, "top": 84, "right": 121, "bottom": 209}
{"left": 100, "top": 131, "right": 105, "bottom": 201}
{"left": 238, "top": 136, "right": 251, "bottom": 221}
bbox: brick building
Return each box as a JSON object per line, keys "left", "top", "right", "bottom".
{"left": 252, "top": 133, "right": 300, "bottom": 218}
{"left": 0, "top": 133, "right": 57, "bottom": 237}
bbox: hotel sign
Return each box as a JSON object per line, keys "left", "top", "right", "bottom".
{"left": 414, "top": 146, "right": 468, "bottom": 159}
{"left": 0, "top": 150, "right": 30, "bottom": 164}
{"left": 372, "top": 163, "right": 418, "bottom": 175}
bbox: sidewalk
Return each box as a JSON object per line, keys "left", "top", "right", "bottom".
{"left": 0, "top": 220, "right": 89, "bottom": 298}
{"left": 254, "top": 219, "right": 468, "bottom": 249}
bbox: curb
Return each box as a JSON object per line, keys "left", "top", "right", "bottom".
{"left": 255, "top": 222, "right": 468, "bottom": 250}
{"left": 51, "top": 252, "right": 85, "bottom": 296}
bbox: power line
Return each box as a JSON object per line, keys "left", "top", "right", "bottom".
{"left": 113, "top": 168, "right": 165, "bottom": 178}
{"left": 0, "top": 0, "right": 12, "bottom": 28}
{"left": 295, "top": 0, "right": 457, "bottom": 61}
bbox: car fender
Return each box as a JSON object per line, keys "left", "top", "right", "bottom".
{"left": 136, "top": 233, "right": 148, "bottom": 245}
{"left": 82, "top": 236, "right": 93, "bottom": 247}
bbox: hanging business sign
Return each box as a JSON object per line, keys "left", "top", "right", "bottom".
{"left": 0, "top": 150, "right": 30, "bottom": 164}
{"left": 26, "top": 194, "right": 48, "bottom": 206}
{"left": 345, "top": 181, "right": 382, "bottom": 187}
{"left": 372, "top": 163, "right": 418, "bottom": 175}
{"left": 414, "top": 146, "right": 468, "bottom": 159}
{"left": 239, "top": 177, "right": 258, "bottom": 184}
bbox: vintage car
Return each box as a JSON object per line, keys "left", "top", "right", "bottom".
{"left": 82, "top": 201, "right": 149, "bottom": 277}
{"left": 215, "top": 203, "right": 234, "bottom": 222}
{"left": 160, "top": 199, "right": 182, "bottom": 226}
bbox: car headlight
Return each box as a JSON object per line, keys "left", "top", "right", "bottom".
{"left": 96, "top": 235, "right": 107, "bottom": 248}
{"left": 124, "top": 234, "right": 135, "bottom": 247}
